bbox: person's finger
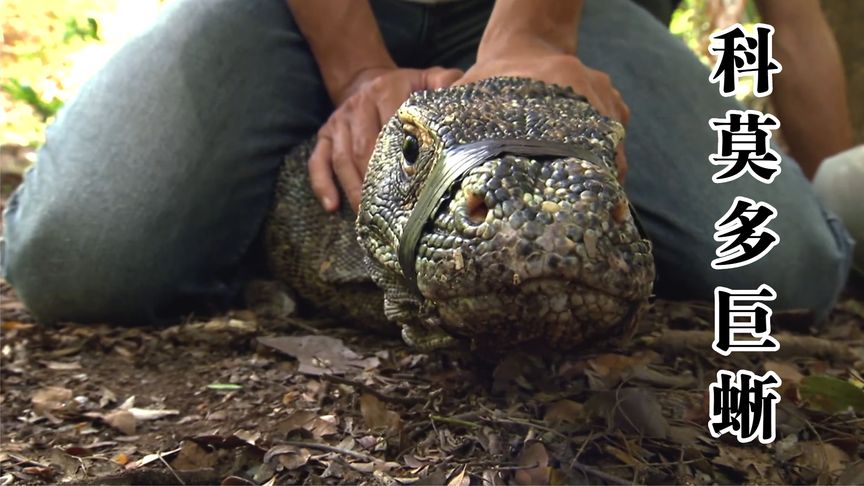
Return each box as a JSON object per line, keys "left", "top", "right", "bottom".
{"left": 350, "top": 95, "right": 382, "bottom": 176}
{"left": 423, "top": 67, "right": 464, "bottom": 90}
{"left": 308, "top": 132, "right": 339, "bottom": 212}
{"left": 331, "top": 116, "right": 365, "bottom": 212}
{"left": 614, "top": 143, "right": 628, "bottom": 184}
{"left": 611, "top": 87, "right": 631, "bottom": 127}
{"left": 582, "top": 85, "right": 614, "bottom": 122}
{"left": 376, "top": 81, "right": 411, "bottom": 126}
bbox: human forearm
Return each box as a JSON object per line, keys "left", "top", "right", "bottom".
{"left": 287, "top": 0, "right": 396, "bottom": 104}
{"left": 477, "top": 0, "right": 583, "bottom": 60}
{"left": 757, "top": 0, "right": 853, "bottom": 178}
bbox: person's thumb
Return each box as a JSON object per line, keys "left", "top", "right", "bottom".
{"left": 423, "top": 67, "right": 464, "bottom": 90}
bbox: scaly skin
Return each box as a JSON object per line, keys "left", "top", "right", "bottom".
{"left": 265, "top": 77, "right": 655, "bottom": 350}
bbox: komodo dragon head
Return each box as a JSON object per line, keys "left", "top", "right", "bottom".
{"left": 357, "top": 77, "right": 655, "bottom": 350}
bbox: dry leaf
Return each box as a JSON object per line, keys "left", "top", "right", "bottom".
{"left": 124, "top": 448, "right": 182, "bottom": 470}
{"left": 765, "top": 360, "right": 804, "bottom": 385}
{"left": 794, "top": 442, "right": 850, "bottom": 477}
{"left": 112, "top": 452, "right": 130, "bottom": 465}
{"left": 359, "top": 394, "right": 401, "bottom": 432}
{"left": 102, "top": 410, "right": 136, "bottom": 435}
{"left": 1, "top": 320, "right": 33, "bottom": 331}
{"left": 264, "top": 445, "right": 311, "bottom": 470}
{"left": 41, "top": 360, "right": 82, "bottom": 371}
{"left": 586, "top": 388, "right": 669, "bottom": 439}
{"left": 31, "top": 386, "right": 73, "bottom": 415}
{"left": 128, "top": 407, "right": 180, "bottom": 421}
{"left": 258, "top": 335, "right": 379, "bottom": 375}
{"left": 171, "top": 440, "right": 218, "bottom": 471}
{"left": 514, "top": 441, "right": 550, "bottom": 485}
{"left": 276, "top": 410, "right": 340, "bottom": 439}
{"left": 543, "top": 399, "right": 585, "bottom": 425}
{"left": 446, "top": 465, "right": 470, "bottom": 486}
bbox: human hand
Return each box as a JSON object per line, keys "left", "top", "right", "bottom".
{"left": 310, "top": 66, "right": 463, "bottom": 212}
{"left": 456, "top": 50, "right": 630, "bottom": 182}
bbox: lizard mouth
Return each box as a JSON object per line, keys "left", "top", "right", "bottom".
{"left": 431, "top": 277, "right": 642, "bottom": 349}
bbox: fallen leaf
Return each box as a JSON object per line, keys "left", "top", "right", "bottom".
{"left": 359, "top": 394, "right": 401, "bottom": 432}
{"left": 276, "top": 410, "right": 317, "bottom": 436}
{"left": 112, "top": 453, "right": 130, "bottom": 465}
{"left": 20, "top": 466, "right": 56, "bottom": 482}
{"left": 128, "top": 407, "right": 180, "bottom": 421}
{"left": 276, "top": 410, "right": 340, "bottom": 439}
{"left": 264, "top": 445, "right": 312, "bottom": 470}
{"left": 604, "top": 444, "right": 643, "bottom": 468}
{"left": 714, "top": 444, "right": 773, "bottom": 482}
{"left": 793, "top": 442, "right": 850, "bottom": 478}
{"left": 668, "top": 425, "right": 705, "bottom": 446}
{"left": 31, "top": 386, "right": 74, "bottom": 415}
{"left": 799, "top": 375, "right": 864, "bottom": 413}
{"left": 586, "top": 387, "right": 669, "bottom": 439}
{"left": 171, "top": 440, "right": 218, "bottom": 471}
{"left": 124, "top": 448, "right": 182, "bottom": 469}
{"left": 446, "top": 465, "right": 470, "bottom": 486}
{"left": 258, "top": 335, "right": 379, "bottom": 375}
{"left": 207, "top": 383, "right": 243, "bottom": 391}
{"left": 233, "top": 430, "right": 261, "bottom": 445}
{"left": 514, "top": 441, "right": 551, "bottom": 485}
{"left": 774, "top": 434, "right": 801, "bottom": 462}
{"left": 41, "top": 360, "right": 82, "bottom": 371}
{"left": 1, "top": 320, "right": 33, "bottom": 331}
{"left": 543, "top": 399, "right": 584, "bottom": 425}
{"left": 102, "top": 410, "right": 136, "bottom": 435}
{"left": 837, "top": 460, "right": 864, "bottom": 485}
{"left": 349, "top": 461, "right": 400, "bottom": 473}
{"left": 222, "top": 476, "right": 257, "bottom": 485}
{"left": 117, "top": 396, "right": 136, "bottom": 410}
{"left": 311, "top": 414, "right": 339, "bottom": 437}
{"left": 765, "top": 360, "right": 803, "bottom": 386}
{"left": 63, "top": 446, "right": 95, "bottom": 457}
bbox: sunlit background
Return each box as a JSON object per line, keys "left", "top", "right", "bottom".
{"left": 1, "top": 0, "right": 860, "bottom": 182}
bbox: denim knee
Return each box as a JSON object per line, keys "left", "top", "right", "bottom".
{"left": 1, "top": 185, "right": 168, "bottom": 324}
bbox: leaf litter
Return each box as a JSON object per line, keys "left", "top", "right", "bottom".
{"left": 0, "top": 276, "right": 863, "bottom": 484}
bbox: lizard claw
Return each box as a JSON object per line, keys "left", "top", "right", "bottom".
{"left": 401, "top": 324, "right": 458, "bottom": 350}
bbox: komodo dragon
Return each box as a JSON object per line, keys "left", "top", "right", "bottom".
{"left": 264, "top": 76, "right": 655, "bottom": 350}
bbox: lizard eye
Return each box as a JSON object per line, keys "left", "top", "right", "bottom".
{"left": 402, "top": 134, "right": 420, "bottom": 166}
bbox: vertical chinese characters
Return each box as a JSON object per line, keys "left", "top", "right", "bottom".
{"left": 708, "top": 24, "right": 782, "bottom": 97}
{"left": 706, "top": 22, "right": 783, "bottom": 444}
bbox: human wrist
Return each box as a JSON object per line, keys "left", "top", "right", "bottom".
{"left": 477, "top": 32, "right": 573, "bottom": 64}
{"left": 477, "top": 0, "right": 581, "bottom": 61}
{"left": 319, "top": 55, "right": 397, "bottom": 105}
{"left": 287, "top": 0, "right": 397, "bottom": 104}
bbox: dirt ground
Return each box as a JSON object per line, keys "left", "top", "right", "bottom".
{"left": 1, "top": 271, "right": 863, "bottom": 485}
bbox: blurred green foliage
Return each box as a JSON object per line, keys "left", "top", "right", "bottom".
{"left": 1, "top": 79, "right": 66, "bottom": 121}
{"left": 2, "top": 16, "right": 99, "bottom": 124}
{"left": 63, "top": 16, "right": 101, "bottom": 43}
{"left": 2, "top": 1, "right": 755, "bottom": 149}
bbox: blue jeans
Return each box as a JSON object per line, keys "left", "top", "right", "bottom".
{"left": 1, "top": 0, "right": 853, "bottom": 324}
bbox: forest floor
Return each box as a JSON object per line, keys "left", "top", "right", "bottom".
{"left": 2, "top": 277, "right": 863, "bottom": 485}
{"left": 1, "top": 148, "right": 863, "bottom": 485}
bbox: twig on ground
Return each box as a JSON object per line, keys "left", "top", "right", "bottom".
{"left": 157, "top": 451, "right": 185, "bottom": 486}
{"left": 643, "top": 330, "right": 857, "bottom": 361}
{"left": 279, "top": 441, "right": 376, "bottom": 462}
{"left": 430, "top": 414, "right": 482, "bottom": 429}
{"left": 314, "top": 373, "right": 424, "bottom": 405}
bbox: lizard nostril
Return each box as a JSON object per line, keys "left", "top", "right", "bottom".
{"left": 466, "top": 192, "right": 489, "bottom": 224}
